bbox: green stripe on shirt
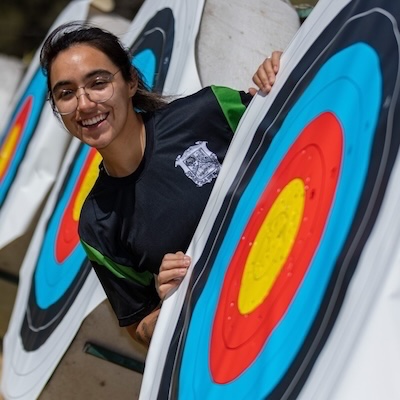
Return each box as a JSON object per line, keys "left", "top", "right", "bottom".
{"left": 80, "top": 239, "right": 154, "bottom": 286}
{"left": 211, "top": 85, "right": 247, "bottom": 133}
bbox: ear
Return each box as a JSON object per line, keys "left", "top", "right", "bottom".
{"left": 128, "top": 68, "right": 139, "bottom": 97}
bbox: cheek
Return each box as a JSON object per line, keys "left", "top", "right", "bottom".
{"left": 110, "top": 95, "right": 134, "bottom": 121}
{"left": 61, "top": 116, "right": 80, "bottom": 137}
{"left": 115, "top": 85, "right": 135, "bottom": 110}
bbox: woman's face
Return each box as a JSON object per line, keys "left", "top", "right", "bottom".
{"left": 50, "top": 44, "right": 137, "bottom": 150}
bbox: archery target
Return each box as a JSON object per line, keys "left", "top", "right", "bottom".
{"left": 21, "top": 144, "right": 98, "bottom": 350}
{"left": 129, "top": 7, "right": 174, "bottom": 92}
{"left": 178, "top": 42, "right": 381, "bottom": 400}
{"left": 0, "top": 69, "right": 47, "bottom": 206}
{"left": 155, "top": 3, "right": 400, "bottom": 399}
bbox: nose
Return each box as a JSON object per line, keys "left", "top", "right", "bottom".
{"left": 76, "top": 88, "right": 96, "bottom": 111}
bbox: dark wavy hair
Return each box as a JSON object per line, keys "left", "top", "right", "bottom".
{"left": 40, "top": 21, "right": 167, "bottom": 113}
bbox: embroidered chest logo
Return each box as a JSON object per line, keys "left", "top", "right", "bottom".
{"left": 175, "top": 141, "right": 221, "bottom": 187}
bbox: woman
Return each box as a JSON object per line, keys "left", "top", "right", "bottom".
{"left": 40, "top": 21, "right": 282, "bottom": 347}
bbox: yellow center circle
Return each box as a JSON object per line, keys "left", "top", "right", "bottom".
{"left": 72, "top": 151, "right": 102, "bottom": 221}
{"left": 238, "top": 178, "right": 305, "bottom": 315}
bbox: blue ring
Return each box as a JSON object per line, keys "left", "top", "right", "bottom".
{"left": 35, "top": 144, "right": 91, "bottom": 307}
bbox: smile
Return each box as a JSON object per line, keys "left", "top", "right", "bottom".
{"left": 80, "top": 113, "right": 108, "bottom": 127}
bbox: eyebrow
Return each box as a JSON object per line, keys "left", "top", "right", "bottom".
{"left": 52, "top": 69, "right": 115, "bottom": 93}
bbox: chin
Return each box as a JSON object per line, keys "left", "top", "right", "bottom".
{"left": 82, "top": 134, "right": 109, "bottom": 150}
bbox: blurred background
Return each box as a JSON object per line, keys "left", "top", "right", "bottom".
{"left": 0, "top": 0, "right": 142, "bottom": 59}
{"left": 0, "top": 0, "right": 318, "bottom": 60}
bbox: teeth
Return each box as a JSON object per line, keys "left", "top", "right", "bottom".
{"left": 81, "top": 114, "right": 107, "bottom": 126}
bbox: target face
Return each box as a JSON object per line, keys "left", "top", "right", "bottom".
{"left": 0, "top": 69, "right": 47, "bottom": 206}
{"left": 155, "top": 3, "right": 400, "bottom": 398}
{"left": 177, "top": 43, "right": 381, "bottom": 399}
{"left": 130, "top": 8, "right": 174, "bottom": 92}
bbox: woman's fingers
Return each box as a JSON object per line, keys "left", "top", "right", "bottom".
{"left": 250, "top": 50, "right": 283, "bottom": 94}
{"left": 270, "top": 50, "right": 282, "bottom": 73}
{"left": 157, "top": 251, "right": 191, "bottom": 299}
{"left": 159, "top": 251, "right": 190, "bottom": 272}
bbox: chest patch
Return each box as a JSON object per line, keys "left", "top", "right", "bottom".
{"left": 175, "top": 141, "right": 221, "bottom": 187}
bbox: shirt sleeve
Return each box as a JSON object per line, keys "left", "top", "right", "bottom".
{"left": 91, "top": 260, "right": 161, "bottom": 326}
{"left": 210, "top": 85, "right": 253, "bottom": 133}
{"left": 81, "top": 238, "right": 161, "bottom": 327}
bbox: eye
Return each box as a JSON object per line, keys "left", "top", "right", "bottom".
{"left": 89, "top": 77, "right": 111, "bottom": 91}
{"left": 55, "top": 89, "right": 75, "bottom": 101}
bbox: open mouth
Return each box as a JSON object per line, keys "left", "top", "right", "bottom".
{"left": 80, "top": 113, "right": 108, "bottom": 127}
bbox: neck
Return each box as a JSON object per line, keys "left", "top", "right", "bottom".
{"left": 102, "top": 113, "right": 146, "bottom": 177}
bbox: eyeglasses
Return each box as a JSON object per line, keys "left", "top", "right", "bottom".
{"left": 51, "top": 70, "right": 120, "bottom": 115}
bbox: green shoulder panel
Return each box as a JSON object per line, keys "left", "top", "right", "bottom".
{"left": 211, "top": 85, "right": 247, "bottom": 133}
{"left": 80, "top": 239, "right": 154, "bottom": 286}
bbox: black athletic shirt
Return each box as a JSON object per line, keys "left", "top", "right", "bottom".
{"left": 79, "top": 85, "right": 252, "bottom": 327}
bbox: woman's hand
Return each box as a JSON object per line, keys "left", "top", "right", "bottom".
{"left": 157, "top": 251, "right": 191, "bottom": 300}
{"left": 249, "top": 50, "right": 283, "bottom": 95}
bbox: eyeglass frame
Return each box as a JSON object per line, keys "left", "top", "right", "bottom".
{"left": 49, "top": 69, "right": 121, "bottom": 115}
